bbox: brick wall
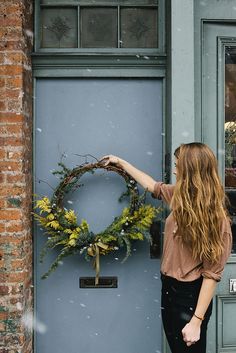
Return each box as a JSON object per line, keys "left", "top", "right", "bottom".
{"left": 0, "top": 1, "right": 33, "bottom": 352}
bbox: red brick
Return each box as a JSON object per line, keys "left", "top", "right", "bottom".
{"left": 0, "top": 17, "right": 22, "bottom": 28}
{"left": 5, "top": 77, "right": 23, "bottom": 90}
{"left": 0, "top": 185, "right": 24, "bottom": 197}
{"left": 6, "top": 174, "right": 24, "bottom": 184}
{"left": 7, "top": 99, "right": 22, "bottom": 112}
{"left": 0, "top": 148, "right": 6, "bottom": 159}
{"left": 0, "top": 3, "right": 22, "bottom": 16}
{"left": 7, "top": 272, "right": 27, "bottom": 283}
{"left": 11, "top": 259, "right": 25, "bottom": 271}
{"left": 0, "top": 210, "right": 21, "bottom": 221}
{"left": 0, "top": 41, "right": 23, "bottom": 51}
{"left": 0, "top": 137, "right": 23, "bottom": 147}
{"left": 0, "top": 53, "right": 4, "bottom": 63}
{"left": 6, "top": 222, "right": 23, "bottom": 232}
{"left": 0, "top": 235, "right": 23, "bottom": 245}
{"left": 5, "top": 89, "right": 21, "bottom": 100}
{"left": 0, "top": 77, "right": 5, "bottom": 88}
{"left": 0, "top": 125, "right": 23, "bottom": 136}
{"left": 0, "top": 286, "right": 9, "bottom": 295}
{"left": 5, "top": 52, "right": 23, "bottom": 65}
{"left": 6, "top": 150, "right": 24, "bottom": 160}
{"left": 0, "top": 222, "right": 5, "bottom": 232}
{"left": 0, "top": 322, "right": 6, "bottom": 331}
{"left": 0, "top": 312, "right": 8, "bottom": 320}
{"left": 0, "top": 161, "right": 22, "bottom": 172}
{"left": 0, "top": 65, "right": 23, "bottom": 76}
{"left": 0, "top": 199, "right": 5, "bottom": 208}
{"left": 0, "top": 101, "right": 6, "bottom": 111}
{"left": 4, "top": 334, "right": 25, "bottom": 346}
{"left": 0, "top": 112, "right": 24, "bottom": 123}
{"left": 0, "top": 27, "right": 22, "bottom": 42}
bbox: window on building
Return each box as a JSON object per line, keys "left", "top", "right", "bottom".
{"left": 39, "top": 0, "right": 159, "bottom": 49}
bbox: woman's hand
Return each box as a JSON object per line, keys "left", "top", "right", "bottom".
{"left": 99, "top": 155, "right": 123, "bottom": 167}
{"left": 182, "top": 317, "right": 201, "bottom": 346}
{"left": 99, "top": 155, "right": 156, "bottom": 192}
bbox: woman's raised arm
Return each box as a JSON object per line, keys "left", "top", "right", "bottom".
{"left": 100, "top": 155, "right": 156, "bottom": 193}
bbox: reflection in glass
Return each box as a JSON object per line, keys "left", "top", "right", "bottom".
{"left": 41, "top": 8, "right": 78, "bottom": 48}
{"left": 225, "top": 46, "right": 236, "bottom": 253}
{"left": 81, "top": 7, "right": 117, "bottom": 48}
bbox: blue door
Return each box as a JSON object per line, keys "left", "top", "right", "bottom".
{"left": 34, "top": 78, "right": 163, "bottom": 353}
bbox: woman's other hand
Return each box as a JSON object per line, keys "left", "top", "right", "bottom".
{"left": 182, "top": 318, "right": 201, "bottom": 346}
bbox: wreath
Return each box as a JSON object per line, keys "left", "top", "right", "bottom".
{"left": 34, "top": 159, "right": 160, "bottom": 284}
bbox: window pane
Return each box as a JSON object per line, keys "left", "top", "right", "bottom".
{"left": 120, "top": 7, "right": 158, "bottom": 48}
{"left": 225, "top": 46, "right": 236, "bottom": 254}
{"left": 41, "top": 8, "right": 77, "bottom": 48}
{"left": 80, "top": 7, "right": 117, "bottom": 48}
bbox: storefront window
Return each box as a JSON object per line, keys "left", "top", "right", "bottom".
{"left": 225, "top": 46, "right": 236, "bottom": 253}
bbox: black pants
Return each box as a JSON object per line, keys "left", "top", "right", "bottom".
{"left": 161, "top": 274, "right": 212, "bottom": 353}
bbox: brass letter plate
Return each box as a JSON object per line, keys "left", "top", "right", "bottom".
{"left": 80, "top": 276, "right": 118, "bottom": 288}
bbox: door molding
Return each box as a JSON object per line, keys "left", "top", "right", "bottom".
{"left": 200, "top": 20, "right": 236, "bottom": 170}
{"left": 217, "top": 295, "right": 236, "bottom": 353}
{"left": 32, "top": 54, "right": 166, "bottom": 78}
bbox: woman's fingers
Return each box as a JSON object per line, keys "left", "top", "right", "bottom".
{"left": 182, "top": 324, "right": 199, "bottom": 346}
{"left": 99, "top": 155, "right": 119, "bottom": 166}
{"left": 99, "top": 155, "right": 111, "bottom": 166}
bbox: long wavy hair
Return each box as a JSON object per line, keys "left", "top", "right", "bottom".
{"left": 171, "top": 142, "right": 229, "bottom": 263}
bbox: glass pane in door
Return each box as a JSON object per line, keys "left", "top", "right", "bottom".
{"left": 225, "top": 46, "right": 236, "bottom": 253}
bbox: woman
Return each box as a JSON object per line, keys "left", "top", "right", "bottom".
{"left": 101, "top": 142, "right": 232, "bottom": 353}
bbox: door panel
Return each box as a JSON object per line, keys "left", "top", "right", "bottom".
{"left": 202, "top": 22, "right": 236, "bottom": 353}
{"left": 34, "top": 78, "right": 163, "bottom": 353}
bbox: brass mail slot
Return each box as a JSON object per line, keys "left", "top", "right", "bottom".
{"left": 79, "top": 276, "right": 118, "bottom": 288}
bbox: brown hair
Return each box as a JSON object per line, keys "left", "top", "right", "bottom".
{"left": 171, "top": 142, "right": 228, "bottom": 262}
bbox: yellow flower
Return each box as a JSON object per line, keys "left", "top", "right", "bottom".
{"left": 80, "top": 219, "right": 89, "bottom": 232}
{"left": 64, "top": 210, "right": 77, "bottom": 224}
{"left": 36, "top": 197, "right": 51, "bottom": 214}
{"left": 122, "top": 207, "right": 129, "bottom": 217}
{"left": 64, "top": 228, "right": 73, "bottom": 234}
{"left": 68, "top": 238, "right": 76, "bottom": 247}
{"left": 46, "top": 213, "right": 55, "bottom": 220}
{"left": 69, "top": 231, "right": 79, "bottom": 240}
{"left": 129, "top": 232, "right": 144, "bottom": 240}
{"left": 46, "top": 220, "right": 61, "bottom": 230}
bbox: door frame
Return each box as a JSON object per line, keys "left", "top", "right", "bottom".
{"left": 32, "top": 64, "right": 169, "bottom": 352}
{"left": 200, "top": 20, "right": 236, "bottom": 174}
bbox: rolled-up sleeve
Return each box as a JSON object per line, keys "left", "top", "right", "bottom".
{"left": 201, "top": 231, "right": 232, "bottom": 282}
{"left": 152, "top": 182, "right": 175, "bottom": 205}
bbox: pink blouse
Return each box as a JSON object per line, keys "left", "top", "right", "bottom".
{"left": 153, "top": 182, "right": 232, "bottom": 282}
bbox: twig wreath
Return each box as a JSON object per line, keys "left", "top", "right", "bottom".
{"left": 34, "top": 158, "right": 160, "bottom": 284}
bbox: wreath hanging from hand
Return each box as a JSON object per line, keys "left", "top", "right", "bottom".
{"left": 34, "top": 159, "right": 160, "bottom": 284}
